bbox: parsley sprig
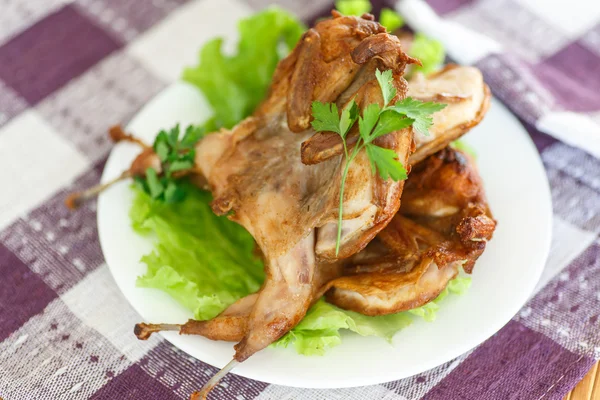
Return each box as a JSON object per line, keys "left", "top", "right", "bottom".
{"left": 311, "top": 69, "right": 446, "bottom": 255}
{"left": 136, "top": 124, "right": 205, "bottom": 203}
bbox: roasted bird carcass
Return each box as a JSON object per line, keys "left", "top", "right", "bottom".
{"left": 67, "top": 9, "right": 494, "bottom": 398}
{"left": 66, "top": 12, "right": 419, "bottom": 397}
{"left": 137, "top": 61, "right": 490, "bottom": 360}
{"left": 134, "top": 63, "right": 493, "bottom": 340}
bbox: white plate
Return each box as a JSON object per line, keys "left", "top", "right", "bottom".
{"left": 98, "top": 81, "right": 552, "bottom": 389}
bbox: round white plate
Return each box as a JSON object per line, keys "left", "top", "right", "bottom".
{"left": 98, "top": 81, "right": 552, "bottom": 389}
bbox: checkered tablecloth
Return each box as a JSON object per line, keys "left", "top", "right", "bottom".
{"left": 1, "top": 0, "right": 599, "bottom": 399}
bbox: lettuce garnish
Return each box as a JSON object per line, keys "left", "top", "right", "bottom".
{"left": 131, "top": 183, "right": 264, "bottom": 320}
{"left": 182, "top": 7, "right": 305, "bottom": 130}
{"left": 410, "top": 32, "right": 445, "bottom": 75}
{"left": 276, "top": 276, "right": 471, "bottom": 355}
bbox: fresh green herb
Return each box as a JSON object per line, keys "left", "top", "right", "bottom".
{"left": 311, "top": 69, "right": 446, "bottom": 255}
{"left": 183, "top": 8, "right": 305, "bottom": 129}
{"left": 136, "top": 124, "right": 206, "bottom": 203}
{"left": 365, "top": 144, "right": 408, "bottom": 180}
{"left": 390, "top": 97, "right": 447, "bottom": 136}
{"left": 310, "top": 102, "right": 342, "bottom": 134}
{"left": 409, "top": 32, "right": 445, "bottom": 76}
{"left": 335, "top": 0, "right": 372, "bottom": 16}
{"left": 375, "top": 69, "right": 397, "bottom": 106}
{"left": 145, "top": 167, "right": 164, "bottom": 199}
{"left": 380, "top": 8, "right": 404, "bottom": 31}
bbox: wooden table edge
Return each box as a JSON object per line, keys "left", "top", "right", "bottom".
{"left": 564, "top": 361, "right": 600, "bottom": 400}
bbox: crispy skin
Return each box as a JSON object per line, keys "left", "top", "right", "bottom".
{"left": 325, "top": 147, "right": 496, "bottom": 315}
{"left": 257, "top": 11, "right": 387, "bottom": 131}
{"left": 189, "top": 13, "right": 417, "bottom": 362}
{"left": 409, "top": 65, "right": 490, "bottom": 164}
{"left": 326, "top": 253, "right": 462, "bottom": 316}
{"left": 300, "top": 64, "right": 490, "bottom": 166}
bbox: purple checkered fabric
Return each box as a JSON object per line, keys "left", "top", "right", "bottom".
{"left": 1, "top": 0, "right": 599, "bottom": 399}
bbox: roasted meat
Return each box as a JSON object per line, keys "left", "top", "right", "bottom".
{"left": 136, "top": 147, "right": 495, "bottom": 343}
{"left": 408, "top": 65, "right": 490, "bottom": 163}
{"left": 68, "top": 13, "right": 421, "bottom": 397}
{"left": 325, "top": 147, "right": 496, "bottom": 315}
{"left": 300, "top": 64, "right": 490, "bottom": 166}
{"left": 131, "top": 60, "right": 493, "bottom": 357}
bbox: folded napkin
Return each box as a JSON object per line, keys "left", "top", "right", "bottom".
{"left": 0, "top": 1, "right": 598, "bottom": 399}
{"left": 399, "top": 0, "right": 600, "bottom": 158}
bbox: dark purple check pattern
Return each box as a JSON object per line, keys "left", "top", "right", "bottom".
{"left": 0, "top": 0, "right": 599, "bottom": 399}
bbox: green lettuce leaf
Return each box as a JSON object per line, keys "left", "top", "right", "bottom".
{"left": 273, "top": 299, "right": 412, "bottom": 356}
{"left": 276, "top": 274, "right": 471, "bottom": 355}
{"left": 410, "top": 32, "right": 445, "bottom": 75}
{"left": 131, "top": 183, "right": 265, "bottom": 320}
{"left": 335, "top": 0, "right": 372, "bottom": 16}
{"left": 448, "top": 274, "right": 472, "bottom": 294}
{"left": 182, "top": 8, "right": 305, "bottom": 129}
{"left": 380, "top": 8, "right": 404, "bottom": 32}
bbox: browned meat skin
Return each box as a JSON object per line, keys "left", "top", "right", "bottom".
{"left": 409, "top": 65, "right": 491, "bottom": 164}
{"left": 256, "top": 11, "right": 387, "bottom": 131}
{"left": 312, "top": 54, "right": 415, "bottom": 261}
{"left": 313, "top": 129, "right": 413, "bottom": 261}
{"left": 325, "top": 147, "right": 496, "bottom": 315}
{"left": 234, "top": 255, "right": 342, "bottom": 358}
{"left": 232, "top": 232, "right": 316, "bottom": 360}
{"left": 108, "top": 125, "right": 150, "bottom": 149}
{"left": 300, "top": 64, "right": 491, "bottom": 166}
